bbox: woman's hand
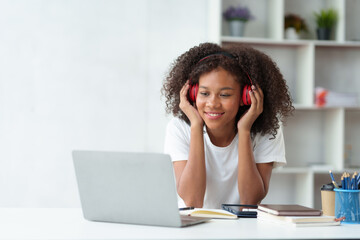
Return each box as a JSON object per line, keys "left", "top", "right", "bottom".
{"left": 237, "top": 84, "right": 264, "bottom": 132}
{"left": 179, "top": 81, "right": 204, "bottom": 127}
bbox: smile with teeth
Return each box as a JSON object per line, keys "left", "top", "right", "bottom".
{"left": 205, "top": 112, "right": 224, "bottom": 119}
{"left": 208, "top": 113, "right": 222, "bottom": 116}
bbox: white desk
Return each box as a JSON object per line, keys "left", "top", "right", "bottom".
{"left": 0, "top": 208, "right": 359, "bottom": 239}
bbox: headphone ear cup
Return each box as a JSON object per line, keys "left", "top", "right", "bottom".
{"left": 242, "top": 85, "right": 252, "bottom": 105}
{"left": 188, "top": 83, "right": 199, "bottom": 104}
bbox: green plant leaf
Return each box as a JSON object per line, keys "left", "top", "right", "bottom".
{"left": 314, "top": 8, "right": 338, "bottom": 28}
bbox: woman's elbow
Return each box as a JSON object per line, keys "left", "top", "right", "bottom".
{"left": 184, "top": 199, "right": 203, "bottom": 208}
{"left": 241, "top": 190, "right": 268, "bottom": 205}
{"left": 177, "top": 190, "right": 204, "bottom": 208}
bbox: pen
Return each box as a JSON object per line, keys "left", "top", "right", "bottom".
{"left": 179, "top": 207, "right": 194, "bottom": 211}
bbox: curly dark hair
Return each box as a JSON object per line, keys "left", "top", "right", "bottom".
{"left": 161, "top": 42, "right": 294, "bottom": 138}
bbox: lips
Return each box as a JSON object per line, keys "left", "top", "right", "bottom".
{"left": 205, "top": 112, "right": 224, "bottom": 120}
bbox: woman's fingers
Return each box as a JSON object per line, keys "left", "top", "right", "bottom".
{"left": 249, "top": 84, "right": 263, "bottom": 114}
{"left": 179, "top": 81, "right": 190, "bottom": 104}
{"left": 237, "top": 84, "right": 264, "bottom": 130}
{"left": 180, "top": 81, "right": 189, "bottom": 96}
{"left": 179, "top": 81, "right": 204, "bottom": 127}
{"left": 179, "top": 80, "right": 195, "bottom": 111}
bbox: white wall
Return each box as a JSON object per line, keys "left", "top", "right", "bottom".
{"left": 0, "top": 0, "right": 210, "bottom": 207}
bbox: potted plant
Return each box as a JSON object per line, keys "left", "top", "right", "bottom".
{"left": 223, "top": 5, "right": 254, "bottom": 37}
{"left": 284, "top": 13, "right": 308, "bottom": 39}
{"left": 314, "top": 8, "right": 338, "bottom": 40}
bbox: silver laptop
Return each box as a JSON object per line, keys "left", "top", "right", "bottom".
{"left": 72, "top": 150, "right": 210, "bottom": 227}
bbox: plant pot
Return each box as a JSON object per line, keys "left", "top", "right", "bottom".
{"left": 285, "top": 27, "right": 299, "bottom": 40}
{"left": 229, "top": 20, "right": 245, "bottom": 37}
{"left": 317, "top": 28, "right": 331, "bottom": 40}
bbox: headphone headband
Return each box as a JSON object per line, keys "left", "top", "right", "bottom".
{"left": 198, "top": 52, "right": 235, "bottom": 63}
{"left": 198, "top": 52, "right": 252, "bottom": 85}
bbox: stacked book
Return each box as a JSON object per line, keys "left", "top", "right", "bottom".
{"left": 257, "top": 204, "right": 340, "bottom": 227}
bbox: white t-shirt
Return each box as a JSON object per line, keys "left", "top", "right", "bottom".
{"left": 164, "top": 118, "right": 286, "bottom": 209}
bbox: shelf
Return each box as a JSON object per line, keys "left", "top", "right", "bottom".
{"left": 221, "top": 36, "right": 360, "bottom": 47}
{"left": 218, "top": 0, "right": 360, "bottom": 208}
{"left": 293, "top": 104, "right": 360, "bottom": 111}
{"left": 314, "top": 41, "right": 360, "bottom": 48}
{"left": 221, "top": 36, "right": 309, "bottom": 46}
{"left": 221, "top": 0, "right": 360, "bottom": 43}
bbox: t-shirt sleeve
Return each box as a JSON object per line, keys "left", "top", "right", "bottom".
{"left": 163, "top": 118, "right": 191, "bottom": 162}
{"left": 252, "top": 126, "right": 287, "bottom": 168}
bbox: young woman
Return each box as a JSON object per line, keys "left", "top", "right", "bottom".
{"left": 162, "top": 43, "right": 293, "bottom": 209}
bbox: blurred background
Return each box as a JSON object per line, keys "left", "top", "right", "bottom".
{"left": 0, "top": 0, "right": 214, "bottom": 207}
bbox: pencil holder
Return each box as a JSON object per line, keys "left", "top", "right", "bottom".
{"left": 334, "top": 189, "right": 360, "bottom": 224}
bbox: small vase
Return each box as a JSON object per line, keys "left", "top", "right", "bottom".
{"left": 285, "top": 27, "right": 299, "bottom": 40}
{"left": 317, "top": 28, "right": 331, "bottom": 40}
{"left": 229, "top": 20, "right": 245, "bottom": 37}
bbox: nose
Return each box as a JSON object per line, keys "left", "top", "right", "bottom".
{"left": 206, "top": 95, "right": 221, "bottom": 108}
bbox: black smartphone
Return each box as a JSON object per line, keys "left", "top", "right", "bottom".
{"left": 221, "top": 204, "right": 258, "bottom": 218}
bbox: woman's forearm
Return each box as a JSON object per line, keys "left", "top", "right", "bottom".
{"left": 177, "top": 124, "right": 206, "bottom": 207}
{"left": 237, "top": 130, "right": 267, "bottom": 204}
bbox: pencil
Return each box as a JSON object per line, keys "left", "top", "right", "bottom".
{"left": 353, "top": 172, "right": 359, "bottom": 190}
{"left": 329, "top": 170, "right": 336, "bottom": 182}
{"left": 352, "top": 172, "right": 357, "bottom": 190}
{"left": 344, "top": 172, "right": 347, "bottom": 189}
{"left": 329, "top": 170, "right": 339, "bottom": 188}
{"left": 345, "top": 172, "right": 350, "bottom": 190}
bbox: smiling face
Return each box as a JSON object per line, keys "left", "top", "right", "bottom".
{"left": 196, "top": 67, "right": 242, "bottom": 134}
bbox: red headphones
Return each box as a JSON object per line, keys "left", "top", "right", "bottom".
{"left": 187, "top": 52, "right": 253, "bottom": 105}
{"left": 188, "top": 81, "right": 252, "bottom": 105}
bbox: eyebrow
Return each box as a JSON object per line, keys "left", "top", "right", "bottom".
{"left": 199, "top": 86, "right": 235, "bottom": 91}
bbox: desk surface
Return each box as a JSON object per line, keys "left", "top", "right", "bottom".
{"left": 0, "top": 208, "right": 359, "bottom": 240}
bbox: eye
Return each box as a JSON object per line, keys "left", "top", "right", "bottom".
{"left": 199, "top": 92, "right": 209, "bottom": 96}
{"left": 220, "top": 93, "right": 231, "bottom": 97}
